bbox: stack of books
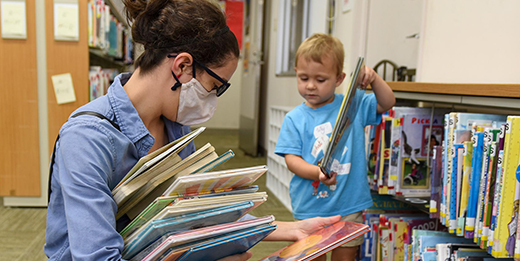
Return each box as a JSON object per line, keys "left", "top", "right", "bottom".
{"left": 114, "top": 127, "right": 370, "bottom": 260}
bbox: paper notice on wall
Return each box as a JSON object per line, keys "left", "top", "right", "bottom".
{"left": 51, "top": 73, "right": 76, "bottom": 104}
{"left": 54, "top": 1, "right": 79, "bottom": 41}
{"left": 1, "top": 0, "right": 27, "bottom": 39}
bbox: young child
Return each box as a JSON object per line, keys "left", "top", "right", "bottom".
{"left": 274, "top": 33, "right": 395, "bottom": 261}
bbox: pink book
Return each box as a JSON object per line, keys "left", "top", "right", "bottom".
{"left": 259, "top": 221, "right": 370, "bottom": 261}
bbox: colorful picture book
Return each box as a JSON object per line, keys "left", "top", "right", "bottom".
{"left": 259, "top": 221, "right": 370, "bottom": 261}
{"left": 320, "top": 56, "right": 366, "bottom": 177}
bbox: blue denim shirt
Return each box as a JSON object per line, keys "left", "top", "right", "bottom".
{"left": 44, "top": 73, "right": 195, "bottom": 261}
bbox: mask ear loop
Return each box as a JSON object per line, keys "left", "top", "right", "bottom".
{"left": 171, "top": 71, "right": 182, "bottom": 91}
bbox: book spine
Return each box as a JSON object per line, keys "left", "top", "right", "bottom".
{"left": 465, "top": 132, "right": 484, "bottom": 238}
{"left": 450, "top": 144, "right": 463, "bottom": 233}
{"left": 475, "top": 129, "right": 492, "bottom": 244}
{"left": 492, "top": 117, "right": 520, "bottom": 257}
{"left": 445, "top": 113, "right": 457, "bottom": 226}
{"left": 481, "top": 140, "right": 499, "bottom": 249}
{"left": 488, "top": 124, "right": 506, "bottom": 252}
{"left": 430, "top": 146, "right": 442, "bottom": 218}
{"left": 441, "top": 114, "right": 450, "bottom": 224}
{"left": 460, "top": 141, "right": 473, "bottom": 236}
{"left": 388, "top": 118, "right": 402, "bottom": 195}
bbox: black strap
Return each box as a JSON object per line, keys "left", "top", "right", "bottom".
{"left": 47, "top": 111, "right": 121, "bottom": 203}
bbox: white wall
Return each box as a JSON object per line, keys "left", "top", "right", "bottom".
{"left": 417, "top": 0, "right": 520, "bottom": 83}
{"left": 365, "top": 0, "right": 423, "bottom": 73}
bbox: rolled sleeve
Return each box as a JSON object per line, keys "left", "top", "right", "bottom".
{"left": 274, "top": 115, "right": 303, "bottom": 158}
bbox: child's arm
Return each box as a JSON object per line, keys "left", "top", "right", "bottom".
{"left": 361, "top": 66, "right": 396, "bottom": 113}
{"left": 285, "top": 154, "right": 337, "bottom": 186}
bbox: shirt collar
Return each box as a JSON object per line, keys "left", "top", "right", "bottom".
{"left": 107, "top": 73, "right": 152, "bottom": 146}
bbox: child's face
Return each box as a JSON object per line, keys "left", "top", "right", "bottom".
{"left": 295, "top": 55, "right": 345, "bottom": 109}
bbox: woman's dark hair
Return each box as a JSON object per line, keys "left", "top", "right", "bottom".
{"left": 124, "top": 0, "right": 240, "bottom": 74}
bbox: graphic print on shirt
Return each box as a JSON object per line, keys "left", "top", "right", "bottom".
{"left": 312, "top": 122, "right": 332, "bottom": 158}
{"left": 311, "top": 123, "right": 351, "bottom": 198}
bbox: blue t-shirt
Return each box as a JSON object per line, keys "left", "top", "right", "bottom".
{"left": 274, "top": 93, "right": 381, "bottom": 219}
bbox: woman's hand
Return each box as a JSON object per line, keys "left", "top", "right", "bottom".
{"left": 217, "top": 252, "right": 252, "bottom": 261}
{"left": 292, "top": 215, "right": 342, "bottom": 241}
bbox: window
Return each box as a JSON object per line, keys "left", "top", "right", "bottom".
{"left": 276, "top": 0, "right": 335, "bottom": 75}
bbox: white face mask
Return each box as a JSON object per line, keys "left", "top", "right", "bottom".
{"left": 176, "top": 78, "right": 217, "bottom": 125}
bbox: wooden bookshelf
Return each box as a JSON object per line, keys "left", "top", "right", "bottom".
{"left": 45, "top": 0, "right": 89, "bottom": 156}
{"left": 387, "top": 82, "right": 520, "bottom": 98}
{"left": 0, "top": 0, "right": 41, "bottom": 197}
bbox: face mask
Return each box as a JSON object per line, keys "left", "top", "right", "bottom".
{"left": 176, "top": 78, "right": 217, "bottom": 125}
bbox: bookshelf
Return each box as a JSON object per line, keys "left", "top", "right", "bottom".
{"left": 0, "top": 0, "right": 40, "bottom": 197}
{"left": 1, "top": 0, "right": 132, "bottom": 205}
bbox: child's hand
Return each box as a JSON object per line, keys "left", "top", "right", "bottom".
{"left": 318, "top": 168, "right": 337, "bottom": 186}
{"left": 360, "top": 66, "right": 377, "bottom": 89}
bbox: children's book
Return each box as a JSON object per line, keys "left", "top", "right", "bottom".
{"left": 397, "top": 113, "right": 443, "bottom": 196}
{"left": 488, "top": 124, "right": 506, "bottom": 251}
{"left": 320, "top": 57, "right": 366, "bottom": 178}
{"left": 388, "top": 107, "right": 432, "bottom": 195}
{"left": 116, "top": 143, "right": 219, "bottom": 219}
{"left": 449, "top": 144, "right": 464, "bottom": 234}
{"left": 162, "top": 165, "right": 267, "bottom": 197}
{"left": 465, "top": 132, "right": 485, "bottom": 239}
{"left": 259, "top": 221, "right": 370, "bottom": 261}
{"left": 378, "top": 116, "right": 393, "bottom": 195}
{"left": 493, "top": 116, "right": 520, "bottom": 257}
{"left": 458, "top": 141, "right": 473, "bottom": 236}
{"left": 113, "top": 127, "right": 205, "bottom": 195}
{"left": 135, "top": 215, "right": 275, "bottom": 261}
{"left": 122, "top": 201, "right": 255, "bottom": 259}
{"left": 430, "top": 145, "right": 443, "bottom": 218}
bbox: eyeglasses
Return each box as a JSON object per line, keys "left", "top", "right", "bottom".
{"left": 167, "top": 54, "right": 231, "bottom": 97}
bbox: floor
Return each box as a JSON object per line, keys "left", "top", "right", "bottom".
{"left": 0, "top": 129, "right": 294, "bottom": 261}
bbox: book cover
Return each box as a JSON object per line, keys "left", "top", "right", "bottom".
{"left": 492, "top": 116, "right": 520, "bottom": 257}
{"left": 123, "top": 201, "right": 255, "bottom": 259}
{"left": 174, "top": 225, "right": 276, "bottom": 261}
{"left": 136, "top": 215, "right": 275, "bottom": 261}
{"left": 388, "top": 107, "right": 432, "bottom": 196}
{"left": 398, "top": 114, "right": 443, "bottom": 196}
{"left": 320, "top": 57, "right": 366, "bottom": 177}
{"left": 259, "top": 221, "right": 370, "bottom": 261}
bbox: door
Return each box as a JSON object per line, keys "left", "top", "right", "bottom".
{"left": 238, "top": 0, "right": 265, "bottom": 156}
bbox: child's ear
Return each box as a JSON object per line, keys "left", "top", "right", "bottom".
{"left": 336, "top": 72, "right": 346, "bottom": 87}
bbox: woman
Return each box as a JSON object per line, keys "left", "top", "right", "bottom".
{"left": 44, "top": 0, "right": 340, "bottom": 260}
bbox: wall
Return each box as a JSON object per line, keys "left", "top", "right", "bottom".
{"left": 365, "top": 0, "right": 423, "bottom": 72}
{"left": 417, "top": 0, "right": 520, "bottom": 83}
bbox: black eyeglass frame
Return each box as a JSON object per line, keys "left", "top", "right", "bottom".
{"left": 167, "top": 54, "right": 231, "bottom": 97}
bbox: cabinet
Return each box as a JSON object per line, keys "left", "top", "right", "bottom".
{"left": 266, "top": 82, "right": 520, "bottom": 213}
{"left": 1, "top": 0, "right": 132, "bottom": 206}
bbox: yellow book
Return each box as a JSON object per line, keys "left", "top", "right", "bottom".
{"left": 492, "top": 116, "right": 520, "bottom": 257}
{"left": 458, "top": 141, "right": 473, "bottom": 235}
{"left": 394, "top": 221, "right": 408, "bottom": 261}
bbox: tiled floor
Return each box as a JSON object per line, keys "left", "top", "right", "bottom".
{"left": 0, "top": 128, "right": 294, "bottom": 261}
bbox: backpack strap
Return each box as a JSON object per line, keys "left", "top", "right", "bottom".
{"left": 48, "top": 111, "right": 121, "bottom": 203}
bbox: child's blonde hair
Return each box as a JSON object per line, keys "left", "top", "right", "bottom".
{"left": 295, "top": 33, "right": 344, "bottom": 76}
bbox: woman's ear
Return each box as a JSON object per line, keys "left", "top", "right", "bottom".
{"left": 171, "top": 52, "right": 194, "bottom": 76}
{"left": 336, "top": 72, "right": 346, "bottom": 87}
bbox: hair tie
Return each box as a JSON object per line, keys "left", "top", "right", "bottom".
{"left": 215, "top": 25, "right": 230, "bottom": 37}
